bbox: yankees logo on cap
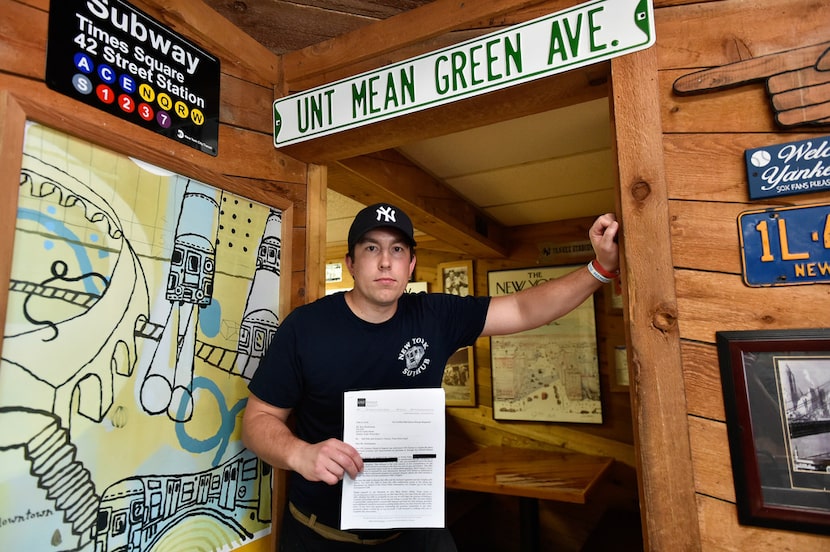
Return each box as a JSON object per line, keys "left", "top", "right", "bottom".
{"left": 347, "top": 203, "right": 417, "bottom": 251}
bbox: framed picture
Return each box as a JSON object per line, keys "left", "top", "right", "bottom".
{"left": 716, "top": 329, "right": 830, "bottom": 535}
{"left": 605, "top": 278, "right": 624, "bottom": 314}
{"left": 442, "top": 346, "right": 476, "bottom": 407}
{"left": 488, "top": 265, "right": 600, "bottom": 423}
{"left": 607, "top": 341, "right": 629, "bottom": 392}
{"left": 437, "top": 260, "right": 473, "bottom": 296}
{"left": 406, "top": 281, "right": 429, "bottom": 293}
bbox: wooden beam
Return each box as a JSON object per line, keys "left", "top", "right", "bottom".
{"left": 133, "top": 0, "right": 280, "bottom": 87}
{"left": 305, "top": 164, "right": 327, "bottom": 301}
{"left": 279, "top": 62, "right": 609, "bottom": 164}
{"left": 610, "top": 48, "right": 701, "bottom": 550}
{"left": 330, "top": 152, "right": 510, "bottom": 258}
{"left": 281, "top": 0, "right": 566, "bottom": 89}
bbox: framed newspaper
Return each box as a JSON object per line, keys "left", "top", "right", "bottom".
{"left": 488, "top": 265, "right": 601, "bottom": 423}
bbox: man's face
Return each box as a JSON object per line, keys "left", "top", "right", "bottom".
{"left": 346, "top": 228, "right": 415, "bottom": 308}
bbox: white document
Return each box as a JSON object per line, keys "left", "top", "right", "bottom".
{"left": 341, "top": 388, "right": 446, "bottom": 530}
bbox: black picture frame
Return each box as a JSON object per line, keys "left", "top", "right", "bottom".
{"left": 716, "top": 329, "right": 830, "bottom": 535}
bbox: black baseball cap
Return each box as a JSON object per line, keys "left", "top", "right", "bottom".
{"left": 347, "top": 203, "right": 417, "bottom": 251}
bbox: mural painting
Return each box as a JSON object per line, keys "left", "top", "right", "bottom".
{"left": 0, "top": 122, "right": 280, "bottom": 551}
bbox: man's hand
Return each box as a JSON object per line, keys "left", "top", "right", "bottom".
{"left": 242, "top": 394, "right": 363, "bottom": 486}
{"left": 294, "top": 438, "right": 364, "bottom": 485}
{"left": 673, "top": 42, "right": 830, "bottom": 127}
{"left": 589, "top": 213, "right": 620, "bottom": 274}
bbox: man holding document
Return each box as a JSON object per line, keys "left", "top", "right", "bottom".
{"left": 243, "top": 203, "right": 620, "bottom": 551}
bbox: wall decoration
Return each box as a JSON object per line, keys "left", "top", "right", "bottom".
{"left": 673, "top": 41, "right": 830, "bottom": 129}
{"left": 442, "top": 346, "right": 476, "bottom": 407}
{"left": 744, "top": 135, "right": 830, "bottom": 200}
{"left": 605, "top": 279, "right": 624, "bottom": 314}
{"left": 326, "top": 262, "right": 343, "bottom": 283}
{"left": 737, "top": 202, "right": 830, "bottom": 287}
{"left": 437, "top": 260, "right": 473, "bottom": 297}
{"left": 488, "top": 266, "right": 600, "bottom": 423}
{"left": 716, "top": 329, "right": 830, "bottom": 535}
{"left": 405, "top": 281, "right": 428, "bottom": 294}
{"left": 607, "top": 342, "right": 629, "bottom": 392}
{"left": 0, "top": 121, "right": 282, "bottom": 551}
{"left": 45, "top": 0, "right": 220, "bottom": 155}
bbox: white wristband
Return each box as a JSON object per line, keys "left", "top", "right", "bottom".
{"left": 587, "top": 261, "right": 613, "bottom": 284}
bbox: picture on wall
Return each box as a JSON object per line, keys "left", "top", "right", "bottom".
{"left": 488, "top": 266, "right": 601, "bottom": 423}
{"left": 717, "top": 329, "right": 830, "bottom": 535}
{"left": 442, "top": 346, "right": 476, "bottom": 407}
{"left": 0, "top": 121, "right": 281, "bottom": 551}
{"left": 437, "top": 260, "right": 473, "bottom": 297}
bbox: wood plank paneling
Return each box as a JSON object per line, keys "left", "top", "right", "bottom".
{"left": 697, "top": 494, "right": 830, "bottom": 551}
{"left": 681, "top": 340, "right": 725, "bottom": 421}
{"left": 0, "top": 92, "right": 26, "bottom": 361}
{"left": 688, "top": 416, "right": 735, "bottom": 502}
{"left": 656, "top": 0, "right": 830, "bottom": 71}
{"left": 0, "top": 1, "right": 47, "bottom": 79}
{"left": 675, "top": 269, "right": 830, "bottom": 344}
{"left": 661, "top": 70, "right": 778, "bottom": 133}
{"left": 668, "top": 200, "right": 745, "bottom": 275}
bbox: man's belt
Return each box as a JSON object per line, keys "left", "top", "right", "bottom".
{"left": 288, "top": 502, "right": 402, "bottom": 545}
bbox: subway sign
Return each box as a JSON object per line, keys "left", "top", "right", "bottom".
{"left": 273, "top": 0, "right": 655, "bottom": 147}
{"left": 739, "top": 203, "right": 830, "bottom": 287}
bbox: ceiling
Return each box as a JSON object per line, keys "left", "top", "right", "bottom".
{"left": 203, "top": 0, "right": 615, "bottom": 251}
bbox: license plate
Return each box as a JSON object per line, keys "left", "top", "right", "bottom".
{"left": 739, "top": 203, "right": 830, "bottom": 287}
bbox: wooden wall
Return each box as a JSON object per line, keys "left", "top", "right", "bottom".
{"left": 655, "top": 0, "right": 830, "bottom": 549}
{"left": 0, "top": 1, "right": 312, "bottom": 550}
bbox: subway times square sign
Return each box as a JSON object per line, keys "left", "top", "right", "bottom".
{"left": 273, "top": 0, "right": 655, "bottom": 147}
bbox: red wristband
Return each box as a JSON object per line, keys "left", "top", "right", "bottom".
{"left": 591, "top": 259, "right": 619, "bottom": 280}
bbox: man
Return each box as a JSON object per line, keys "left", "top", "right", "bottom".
{"left": 242, "top": 203, "right": 620, "bottom": 551}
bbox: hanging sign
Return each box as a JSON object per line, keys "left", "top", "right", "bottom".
{"left": 739, "top": 203, "right": 830, "bottom": 287}
{"left": 745, "top": 136, "right": 830, "bottom": 199}
{"left": 45, "top": 0, "right": 220, "bottom": 156}
{"left": 273, "top": 0, "right": 655, "bottom": 147}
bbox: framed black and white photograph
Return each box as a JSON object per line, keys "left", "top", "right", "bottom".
{"left": 442, "top": 346, "right": 476, "bottom": 407}
{"left": 437, "top": 260, "right": 473, "bottom": 297}
{"left": 716, "top": 329, "right": 830, "bottom": 535}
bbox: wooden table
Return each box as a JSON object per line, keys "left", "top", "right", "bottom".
{"left": 445, "top": 446, "right": 614, "bottom": 551}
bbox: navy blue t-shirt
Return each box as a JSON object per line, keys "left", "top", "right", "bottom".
{"left": 248, "top": 291, "right": 490, "bottom": 526}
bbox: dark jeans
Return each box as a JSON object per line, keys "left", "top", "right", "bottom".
{"left": 279, "top": 510, "right": 458, "bottom": 552}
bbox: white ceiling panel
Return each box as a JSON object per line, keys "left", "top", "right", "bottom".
{"left": 444, "top": 149, "right": 615, "bottom": 207}
{"left": 482, "top": 189, "right": 616, "bottom": 227}
{"left": 328, "top": 97, "right": 615, "bottom": 245}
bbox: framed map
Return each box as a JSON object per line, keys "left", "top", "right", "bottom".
{"left": 488, "top": 266, "right": 601, "bottom": 423}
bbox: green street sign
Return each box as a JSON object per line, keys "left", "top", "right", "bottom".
{"left": 274, "top": 0, "right": 654, "bottom": 147}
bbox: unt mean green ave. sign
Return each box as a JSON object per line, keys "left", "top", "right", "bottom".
{"left": 273, "top": 0, "right": 654, "bottom": 147}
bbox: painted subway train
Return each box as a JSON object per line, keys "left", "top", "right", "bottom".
{"left": 165, "top": 233, "right": 215, "bottom": 307}
{"left": 255, "top": 235, "right": 280, "bottom": 275}
{"left": 92, "top": 450, "right": 270, "bottom": 551}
